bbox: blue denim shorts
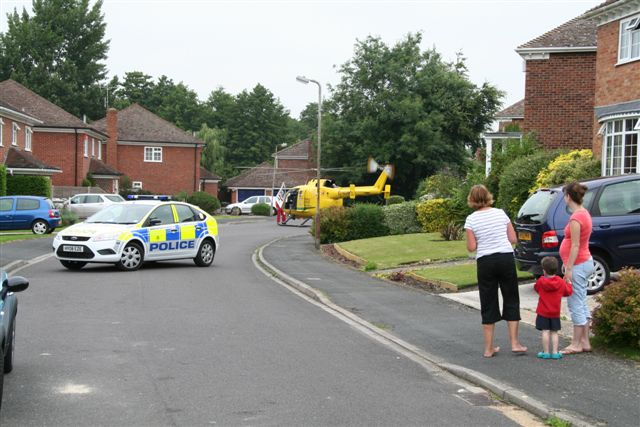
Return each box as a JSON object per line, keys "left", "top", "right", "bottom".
{"left": 566, "top": 258, "right": 594, "bottom": 326}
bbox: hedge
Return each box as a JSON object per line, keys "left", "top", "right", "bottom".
{"left": 187, "top": 191, "right": 221, "bottom": 214}
{"left": 6, "top": 175, "right": 52, "bottom": 197}
{"left": 316, "top": 204, "right": 389, "bottom": 244}
{"left": 533, "top": 149, "right": 601, "bottom": 191}
{"left": 251, "top": 203, "right": 271, "bottom": 216}
{"left": 416, "top": 198, "right": 456, "bottom": 232}
{"left": 383, "top": 201, "right": 422, "bottom": 235}
{"left": 0, "top": 165, "right": 6, "bottom": 196}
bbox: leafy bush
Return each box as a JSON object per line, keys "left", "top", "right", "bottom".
{"left": 496, "top": 150, "right": 559, "bottom": 219}
{"left": 485, "top": 133, "right": 540, "bottom": 199}
{"left": 317, "top": 206, "right": 351, "bottom": 244}
{"left": 450, "top": 161, "right": 486, "bottom": 221}
{"left": 533, "top": 149, "right": 601, "bottom": 191}
{"left": 440, "top": 221, "right": 463, "bottom": 241}
{"left": 251, "top": 203, "right": 271, "bottom": 216}
{"left": 6, "top": 175, "right": 51, "bottom": 197}
{"left": 187, "top": 191, "right": 221, "bottom": 214}
{"left": 382, "top": 201, "right": 422, "bottom": 235}
{"left": 60, "top": 207, "right": 79, "bottom": 227}
{"left": 416, "top": 198, "right": 456, "bottom": 232}
{"left": 364, "top": 261, "right": 378, "bottom": 271}
{"left": 346, "top": 203, "right": 389, "bottom": 241}
{"left": 173, "top": 191, "right": 189, "bottom": 202}
{"left": 415, "top": 170, "right": 463, "bottom": 199}
{"left": 592, "top": 269, "right": 640, "bottom": 350}
{"left": 386, "top": 195, "right": 405, "bottom": 205}
{"left": 0, "top": 165, "right": 6, "bottom": 196}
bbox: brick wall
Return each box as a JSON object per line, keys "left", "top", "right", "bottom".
{"left": 592, "top": 20, "right": 640, "bottom": 155}
{"left": 0, "top": 116, "right": 27, "bottom": 162}
{"left": 200, "top": 181, "right": 219, "bottom": 198}
{"left": 117, "top": 145, "right": 201, "bottom": 194}
{"left": 523, "top": 52, "right": 596, "bottom": 150}
{"left": 278, "top": 158, "right": 315, "bottom": 183}
{"left": 32, "top": 132, "right": 85, "bottom": 186}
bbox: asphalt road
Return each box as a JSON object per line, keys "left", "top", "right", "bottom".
{"left": 0, "top": 220, "right": 524, "bottom": 426}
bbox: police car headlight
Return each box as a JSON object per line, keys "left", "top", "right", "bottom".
{"left": 54, "top": 234, "right": 62, "bottom": 241}
{"left": 92, "top": 233, "right": 120, "bottom": 242}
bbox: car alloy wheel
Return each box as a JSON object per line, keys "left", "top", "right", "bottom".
{"left": 194, "top": 240, "right": 215, "bottom": 267}
{"left": 32, "top": 220, "right": 49, "bottom": 235}
{"left": 118, "top": 243, "right": 144, "bottom": 271}
{"left": 586, "top": 255, "right": 610, "bottom": 295}
{"left": 231, "top": 207, "right": 241, "bottom": 216}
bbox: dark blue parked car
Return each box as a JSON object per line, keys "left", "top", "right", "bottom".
{"left": 0, "top": 196, "right": 60, "bottom": 234}
{"left": 515, "top": 174, "right": 640, "bottom": 294}
{"left": 0, "top": 270, "right": 29, "bottom": 411}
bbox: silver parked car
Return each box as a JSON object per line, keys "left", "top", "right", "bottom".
{"left": 225, "top": 196, "right": 273, "bottom": 215}
{"left": 64, "top": 193, "right": 125, "bottom": 219}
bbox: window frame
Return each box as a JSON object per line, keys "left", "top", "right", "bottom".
{"left": 0, "top": 118, "right": 4, "bottom": 146}
{"left": 144, "top": 146, "right": 163, "bottom": 163}
{"left": 12, "top": 122, "right": 20, "bottom": 145}
{"left": 25, "top": 127, "right": 32, "bottom": 151}
{"left": 132, "top": 181, "right": 143, "bottom": 190}
{"left": 618, "top": 13, "right": 640, "bottom": 64}
{"left": 601, "top": 116, "right": 639, "bottom": 176}
{"left": 84, "top": 136, "right": 89, "bottom": 157}
{"left": 98, "top": 140, "right": 102, "bottom": 159}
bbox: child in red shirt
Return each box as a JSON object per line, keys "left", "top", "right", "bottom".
{"left": 534, "top": 257, "right": 573, "bottom": 359}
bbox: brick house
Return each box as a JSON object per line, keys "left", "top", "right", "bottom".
{"left": 505, "top": 0, "right": 639, "bottom": 176}
{"left": 0, "top": 79, "right": 113, "bottom": 189}
{"left": 92, "top": 104, "right": 204, "bottom": 195}
{"left": 584, "top": 0, "right": 640, "bottom": 175}
{"left": 225, "top": 139, "right": 315, "bottom": 203}
{"left": 199, "top": 167, "right": 221, "bottom": 197}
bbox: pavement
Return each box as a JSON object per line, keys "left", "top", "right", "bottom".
{"left": 2, "top": 230, "right": 638, "bottom": 427}
{"left": 259, "top": 234, "right": 639, "bottom": 427}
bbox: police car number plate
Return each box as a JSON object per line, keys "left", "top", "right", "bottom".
{"left": 63, "top": 245, "right": 84, "bottom": 252}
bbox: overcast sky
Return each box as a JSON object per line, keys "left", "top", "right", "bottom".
{"left": 1, "top": 0, "right": 603, "bottom": 119}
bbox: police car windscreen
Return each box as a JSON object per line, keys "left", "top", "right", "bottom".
{"left": 86, "top": 204, "right": 155, "bottom": 224}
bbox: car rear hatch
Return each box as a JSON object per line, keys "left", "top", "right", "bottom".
{"left": 514, "top": 189, "right": 560, "bottom": 264}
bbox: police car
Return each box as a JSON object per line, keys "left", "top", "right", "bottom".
{"left": 53, "top": 201, "right": 219, "bottom": 271}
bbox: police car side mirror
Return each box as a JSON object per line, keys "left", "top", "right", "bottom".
{"left": 198, "top": 213, "right": 206, "bottom": 221}
{"left": 149, "top": 218, "right": 162, "bottom": 226}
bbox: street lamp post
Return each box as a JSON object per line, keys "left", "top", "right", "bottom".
{"left": 296, "top": 75, "right": 322, "bottom": 249}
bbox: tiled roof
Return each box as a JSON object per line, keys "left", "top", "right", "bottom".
{"left": 0, "top": 80, "right": 104, "bottom": 133}
{"left": 496, "top": 99, "right": 525, "bottom": 118}
{"left": 4, "top": 147, "right": 60, "bottom": 171}
{"left": 200, "top": 167, "right": 221, "bottom": 181}
{"left": 92, "top": 104, "right": 202, "bottom": 145}
{"left": 518, "top": 14, "right": 597, "bottom": 49}
{"left": 89, "top": 158, "right": 122, "bottom": 176}
{"left": 225, "top": 162, "right": 311, "bottom": 189}
{"left": 276, "top": 139, "right": 311, "bottom": 158}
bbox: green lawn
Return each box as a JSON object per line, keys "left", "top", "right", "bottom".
{"left": 337, "top": 233, "right": 470, "bottom": 269}
{"left": 411, "top": 263, "right": 534, "bottom": 290}
{"left": 0, "top": 231, "right": 51, "bottom": 243}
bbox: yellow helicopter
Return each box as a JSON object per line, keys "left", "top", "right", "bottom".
{"left": 280, "top": 158, "right": 394, "bottom": 224}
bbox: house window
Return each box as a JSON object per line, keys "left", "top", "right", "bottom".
{"left": 602, "top": 117, "right": 639, "bottom": 175}
{"left": 98, "top": 141, "right": 102, "bottom": 159}
{"left": 84, "top": 136, "right": 89, "bottom": 157}
{"left": 12, "top": 123, "right": 20, "bottom": 145}
{"left": 144, "top": 146, "right": 162, "bottom": 162}
{"left": 132, "top": 181, "right": 143, "bottom": 190}
{"left": 619, "top": 14, "right": 640, "bottom": 63}
{"left": 91, "top": 138, "right": 95, "bottom": 156}
{"left": 0, "top": 118, "right": 4, "bottom": 146}
{"left": 25, "top": 127, "right": 32, "bottom": 151}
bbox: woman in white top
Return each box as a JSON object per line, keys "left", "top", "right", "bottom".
{"left": 464, "top": 185, "right": 527, "bottom": 358}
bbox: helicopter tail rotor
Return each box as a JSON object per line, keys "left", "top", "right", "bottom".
{"left": 367, "top": 157, "right": 395, "bottom": 180}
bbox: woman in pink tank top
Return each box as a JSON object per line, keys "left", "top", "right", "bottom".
{"left": 559, "top": 182, "right": 595, "bottom": 355}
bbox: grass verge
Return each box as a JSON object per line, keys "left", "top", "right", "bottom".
{"left": 411, "top": 263, "right": 534, "bottom": 290}
{"left": 590, "top": 335, "right": 640, "bottom": 361}
{"left": 338, "top": 233, "right": 469, "bottom": 270}
{"left": 0, "top": 232, "right": 51, "bottom": 244}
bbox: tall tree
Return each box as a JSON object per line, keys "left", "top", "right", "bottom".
{"left": 0, "top": 0, "right": 109, "bottom": 120}
{"left": 324, "top": 33, "right": 502, "bottom": 198}
{"left": 198, "top": 124, "right": 234, "bottom": 180}
{"left": 205, "top": 87, "right": 235, "bottom": 129}
{"left": 224, "top": 84, "right": 290, "bottom": 170}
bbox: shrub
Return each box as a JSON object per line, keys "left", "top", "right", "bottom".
{"left": 496, "top": 150, "right": 559, "bottom": 219}
{"left": 485, "top": 133, "right": 540, "bottom": 199}
{"left": 592, "top": 269, "right": 640, "bottom": 350}
{"left": 416, "top": 198, "right": 456, "bottom": 232}
{"left": 0, "top": 165, "right": 6, "bottom": 196}
{"left": 415, "top": 170, "right": 462, "bottom": 199}
{"left": 251, "top": 202, "right": 271, "bottom": 216}
{"left": 364, "top": 261, "right": 378, "bottom": 271}
{"left": 173, "top": 191, "right": 189, "bottom": 202}
{"left": 533, "top": 149, "right": 601, "bottom": 192}
{"left": 440, "top": 221, "right": 464, "bottom": 241}
{"left": 386, "top": 195, "right": 405, "bottom": 205}
{"left": 187, "top": 191, "right": 221, "bottom": 214}
{"left": 346, "top": 203, "right": 389, "bottom": 241}
{"left": 383, "top": 201, "right": 422, "bottom": 235}
{"left": 450, "top": 161, "right": 486, "bottom": 221}
{"left": 317, "top": 206, "right": 350, "bottom": 244}
{"left": 6, "top": 175, "right": 51, "bottom": 197}
{"left": 60, "top": 207, "right": 79, "bottom": 227}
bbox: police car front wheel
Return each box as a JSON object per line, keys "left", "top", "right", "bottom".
{"left": 194, "top": 239, "right": 215, "bottom": 267}
{"left": 117, "top": 242, "right": 144, "bottom": 271}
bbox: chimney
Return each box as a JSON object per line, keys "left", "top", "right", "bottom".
{"left": 106, "top": 108, "right": 118, "bottom": 169}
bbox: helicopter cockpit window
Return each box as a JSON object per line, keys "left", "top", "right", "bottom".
{"left": 324, "top": 180, "right": 337, "bottom": 188}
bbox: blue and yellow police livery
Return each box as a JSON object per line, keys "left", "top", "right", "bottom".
{"left": 52, "top": 201, "right": 219, "bottom": 271}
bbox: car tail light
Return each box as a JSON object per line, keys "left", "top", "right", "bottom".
{"left": 542, "top": 231, "right": 559, "bottom": 248}
{"left": 49, "top": 209, "right": 58, "bottom": 218}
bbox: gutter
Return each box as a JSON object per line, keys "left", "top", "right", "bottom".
{"left": 74, "top": 128, "right": 79, "bottom": 185}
